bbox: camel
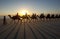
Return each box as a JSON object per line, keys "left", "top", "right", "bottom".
{"left": 8, "top": 13, "right": 21, "bottom": 23}
{"left": 8, "top": 15, "right": 20, "bottom": 20}
{"left": 30, "top": 14, "right": 37, "bottom": 22}
{"left": 21, "top": 13, "right": 29, "bottom": 23}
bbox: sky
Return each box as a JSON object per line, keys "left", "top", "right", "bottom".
{"left": 0, "top": 0, "right": 60, "bottom": 16}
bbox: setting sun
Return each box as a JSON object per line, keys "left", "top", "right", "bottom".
{"left": 18, "top": 10, "right": 30, "bottom": 16}
{"left": 21, "top": 10, "right": 27, "bottom": 15}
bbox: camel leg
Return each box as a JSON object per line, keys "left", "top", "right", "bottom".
{"left": 18, "top": 20, "right": 19, "bottom": 23}
{"left": 14, "top": 20, "right": 15, "bottom": 24}
{"left": 20, "top": 19, "right": 22, "bottom": 24}
{"left": 21, "top": 20, "right": 22, "bottom": 23}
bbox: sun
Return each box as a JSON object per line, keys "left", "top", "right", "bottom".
{"left": 18, "top": 10, "right": 30, "bottom": 16}
{"left": 21, "top": 10, "right": 27, "bottom": 15}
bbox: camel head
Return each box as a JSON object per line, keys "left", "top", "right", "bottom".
{"left": 8, "top": 15, "right": 12, "bottom": 18}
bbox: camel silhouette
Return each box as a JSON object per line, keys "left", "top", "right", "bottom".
{"left": 30, "top": 13, "right": 38, "bottom": 22}
{"left": 8, "top": 13, "right": 21, "bottom": 22}
{"left": 31, "top": 14, "right": 37, "bottom": 19}
{"left": 22, "top": 13, "right": 29, "bottom": 19}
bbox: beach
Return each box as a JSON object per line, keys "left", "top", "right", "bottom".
{"left": 0, "top": 18, "right": 60, "bottom": 39}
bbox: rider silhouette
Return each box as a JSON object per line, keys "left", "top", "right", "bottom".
{"left": 16, "top": 13, "right": 19, "bottom": 18}
{"left": 16, "top": 13, "right": 18, "bottom": 16}
{"left": 16, "top": 13, "right": 21, "bottom": 21}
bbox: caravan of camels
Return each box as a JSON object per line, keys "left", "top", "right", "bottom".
{"left": 8, "top": 12, "right": 60, "bottom": 23}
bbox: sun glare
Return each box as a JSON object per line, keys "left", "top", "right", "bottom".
{"left": 21, "top": 10, "right": 26, "bottom": 15}
{"left": 18, "top": 10, "right": 30, "bottom": 16}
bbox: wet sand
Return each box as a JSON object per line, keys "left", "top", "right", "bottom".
{"left": 0, "top": 19, "right": 60, "bottom": 39}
